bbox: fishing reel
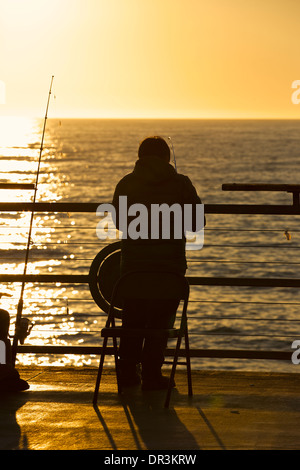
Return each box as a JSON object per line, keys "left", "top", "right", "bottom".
{"left": 16, "top": 318, "right": 34, "bottom": 345}
{"left": 0, "top": 306, "right": 33, "bottom": 346}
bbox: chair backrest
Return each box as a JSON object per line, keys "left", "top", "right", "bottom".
{"left": 110, "top": 271, "right": 189, "bottom": 307}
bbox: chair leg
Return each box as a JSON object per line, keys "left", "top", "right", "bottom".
{"left": 93, "top": 336, "right": 108, "bottom": 405}
{"left": 113, "top": 336, "right": 122, "bottom": 394}
{"left": 164, "top": 335, "right": 182, "bottom": 408}
{"left": 184, "top": 330, "right": 193, "bottom": 397}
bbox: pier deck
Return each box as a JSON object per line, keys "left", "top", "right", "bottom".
{"left": 1, "top": 366, "right": 299, "bottom": 450}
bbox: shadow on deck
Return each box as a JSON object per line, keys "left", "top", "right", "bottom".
{"left": 1, "top": 366, "right": 300, "bottom": 450}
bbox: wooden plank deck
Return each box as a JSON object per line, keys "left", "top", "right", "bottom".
{"left": 1, "top": 366, "right": 300, "bottom": 451}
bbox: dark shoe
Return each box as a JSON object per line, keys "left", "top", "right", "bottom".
{"left": 141, "top": 375, "right": 176, "bottom": 391}
{"left": 0, "top": 377, "right": 29, "bottom": 392}
{"left": 0, "top": 366, "right": 29, "bottom": 392}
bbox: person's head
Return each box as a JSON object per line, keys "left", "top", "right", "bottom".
{"left": 138, "top": 136, "right": 170, "bottom": 162}
{"left": 0, "top": 308, "right": 10, "bottom": 339}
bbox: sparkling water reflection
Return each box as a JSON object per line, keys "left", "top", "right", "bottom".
{"left": 1, "top": 117, "right": 300, "bottom": 371}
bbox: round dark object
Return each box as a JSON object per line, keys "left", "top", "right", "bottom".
{"left": 89, "top": 241, "right": 122, "bottom": 318}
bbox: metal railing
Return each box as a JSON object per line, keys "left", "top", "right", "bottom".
{"left": 1, "top": 183, "right": 300, "bottom": 364}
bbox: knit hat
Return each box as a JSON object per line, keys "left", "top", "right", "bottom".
{"left": 138, "top": 136, "right": 170, "bottom": 162}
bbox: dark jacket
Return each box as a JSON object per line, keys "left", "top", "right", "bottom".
{"left": 112, "top": 156, "right": 204, "bottom": 274}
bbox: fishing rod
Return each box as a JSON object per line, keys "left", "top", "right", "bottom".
{"left": 168, "top": 136, "right": 177, "bottom": 172}
{"left": 11, "top": 75, "right": 54, "bottom": 366}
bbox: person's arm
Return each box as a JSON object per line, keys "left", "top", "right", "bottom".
{"left": 181, "top": 175, "right": 206, "bottom": 231}
{"left": 112, "top": 182, "right": 121, "bottom": 231}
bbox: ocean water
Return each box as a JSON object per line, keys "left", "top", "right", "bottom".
{"left": 1, "top": 117, "right": 300, "bottom": 372}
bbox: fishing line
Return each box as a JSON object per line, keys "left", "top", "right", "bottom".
{"left": 168, "top": 136, "right": 177, "bottom": 171}
{"left": 11, "top": 75, "right": 55, "bottom": 365}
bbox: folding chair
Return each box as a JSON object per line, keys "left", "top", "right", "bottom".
{"left": 92, "top": 270, "right": 192, "bottom": 408}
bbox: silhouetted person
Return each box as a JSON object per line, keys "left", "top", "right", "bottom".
{"left": 112, "top": 136, "right": 204, "bottom": 390}
{"left": 0, "top": 309, "right": 29, "bottom": 392}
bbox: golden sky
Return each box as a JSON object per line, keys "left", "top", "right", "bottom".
{"left": 0, "top": 0, "right": 300, "bottom": 119}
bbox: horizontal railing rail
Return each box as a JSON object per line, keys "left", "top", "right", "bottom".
{"left": 1, "top": 274, "right": 300, "bottom": 288}
{"left": 1, "top": 201, "right": 300, "bottom": 215}
{"left": 16, "top": 345, "right": 291, "bottom": 361}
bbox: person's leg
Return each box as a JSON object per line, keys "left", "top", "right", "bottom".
{"left": 118, "top": 299, "right": 146, "bottom": 385}
{"left": 141, "top": 299, "right": 179, "bottom": 389}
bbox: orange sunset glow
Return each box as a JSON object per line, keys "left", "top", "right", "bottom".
{"left": 0, "top": 0, "right": 300, "bottom": 119}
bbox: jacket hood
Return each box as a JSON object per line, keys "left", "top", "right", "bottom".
{"left": 133, "top": 156, "right": 177, "bottom": 185}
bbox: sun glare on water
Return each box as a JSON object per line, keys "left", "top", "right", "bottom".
{"left": 0, "top": 116, "right": 40, "bottom": 149}
{"left": 0, "top": 116, "right": 79, "bottom": 364}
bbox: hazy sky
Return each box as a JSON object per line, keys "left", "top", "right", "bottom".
{"left": 0, "top": 0, "right": 300, "bottom": 118}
